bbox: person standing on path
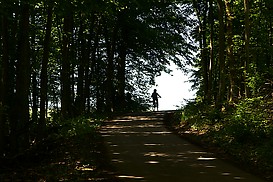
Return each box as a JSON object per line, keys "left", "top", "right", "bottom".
{"left": 151, "top": 89, "right": 161, "bottom": 111}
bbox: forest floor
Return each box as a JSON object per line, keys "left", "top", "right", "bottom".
{"left": 0, "top": 132, "right": 121, "bottom": 181}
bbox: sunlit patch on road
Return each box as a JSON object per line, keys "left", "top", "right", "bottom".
{"left": 197, "top": 157, "right": 217, "bottom": 161}
{"left": 118, "top": 175, "right": 145, "bottom": 179}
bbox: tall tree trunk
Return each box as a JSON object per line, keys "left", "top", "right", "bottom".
{"left": 30, "top": 12, "right": 38, "bottom": 128}
{"left": 224, "top": 0, "right": 236, "bottom": 102}
{"left": 13, "top": 2, "right": 31, "bottom": 152}
{"left": 85, "top": 17, "right": 98, "bottom": 113}
{"left": 40, "top": 5, "right": 53, "bottom": 133}
{"left": 92, "top": 28, "right": 103, "bottom": 113}
{"left": 104, "top": 24, "right": 118, "bottom": 113}
{"left": 201, "top": 5, "right": 209, "bottom": 103}
{"left": 244, "top": 0, "right": 250, "bottom": 97}
{"left": 216, "top": 0, "right": 226, "bottom": 108}
{"left": 117, "top": 12, "right": 129, "bottom": 112}
{"left": 208, "top": 0, "right": 214, "bottom": 103}
{"left": 61, "top": 6, "right": 73, "bottom": 119}
{"left": 0, "top": 15, "right": 9, "bottom": 157}
{"left": 76, "top": 17, "right": 85, "bottom": 115}
{"left": 84, "top": 28, "right": 94, "bottom": 113}
{"left": 2, "top": 10, "right": 17, "bottom": 155}
{"left": 31, "top": 70, "right": 38, "bottom": 124}
{"left": 117, "top": 39, "right": 126, "bottom": 112}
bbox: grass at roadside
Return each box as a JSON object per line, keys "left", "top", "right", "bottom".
{"left": 0, "top": 116, "right": 121, "bottom": 181}
{"left": 164, "top": 97, "right": 273, "bottom": 181}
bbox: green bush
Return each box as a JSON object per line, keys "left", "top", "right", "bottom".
{"left": 47, "top": 115, "right": 102, "bottom": 139}
{"left": 226, "top": 97, "right": 269, "bottom": 144}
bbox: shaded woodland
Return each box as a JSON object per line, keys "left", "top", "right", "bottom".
{"left": 0, "top": 0, "right": 195, "bottom": 158}
{"left": 1, "top": 0, "right": 273, "bottom": 174}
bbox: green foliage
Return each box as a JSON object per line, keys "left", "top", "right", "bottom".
{"left": 225, "top": 97, "right": 269, "bottom": 143}
{"left": 47, "top": 115, "right": 103, "bottom": 139}
{"left": 177, "top": 97, "right": 273, "bottom": 178}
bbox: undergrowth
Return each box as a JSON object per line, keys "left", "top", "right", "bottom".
{"left": 171, "top": 97, "right": 273, "bottom": 180}
{"left": 0, "top": 115, "right": 120, "bottom": 181}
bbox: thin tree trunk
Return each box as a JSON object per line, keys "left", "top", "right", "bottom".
{"left": 104, "top": 24, "right": 118, "bottom": 113}
{"left": 208, "top": 0, "right": 214, "bottom": 103}
{"left": 40, "top": 5, "right": 53, "bottom": 133}
{"left": 31, "top": 70, "right": 38, "bottom": 124}
{"left": 76, "top": 17, "right": 85, "bottom": 115}
{"left": 117, "top": 40, "right": 126, "bottom": 111}
{"left": 30, "top": 12, "right": 38, "bottom": 127}
{"left": 61, "top": 6, "right": 73, "bottom": 119}
{"left": 85, "top": 17, "right": 97, "bottom": 113}
{"left": 84, "top": 31, "right": 93, "bottom": 113}
{"left": 216, "top": 0, "right": 226, "bottom": 108}
{"left": 224, "top": 0, "right": 236, "bottom": 102}
{"left": 202, "top": 5, "right": 209, "bottom": 102}
{"left": 92, "top": 27, "right": 103, "bottom": 113}
{"left": 0, "top": 15, "right": 9, "bottom": 156}
{"left": 244, "top": 0, "right": 250, "bottom": 97}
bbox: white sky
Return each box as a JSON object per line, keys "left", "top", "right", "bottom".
{"left": 150, "top": 63, "right": 196, "bottom": 110}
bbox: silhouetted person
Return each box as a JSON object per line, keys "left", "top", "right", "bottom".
{"left": 151, "top": 89, "right": 161, "bottom": 111}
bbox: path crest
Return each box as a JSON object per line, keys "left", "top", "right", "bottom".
{"left": 101, "top": 111, "right": 265, "bottom": 182}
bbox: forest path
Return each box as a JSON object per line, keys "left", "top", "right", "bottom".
{"left": 101, "top": 111, "right": 265, "bottom": 182}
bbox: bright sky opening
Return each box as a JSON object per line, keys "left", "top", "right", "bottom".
{"left": 150, "top": 63, "right": 196, "bottom": 111}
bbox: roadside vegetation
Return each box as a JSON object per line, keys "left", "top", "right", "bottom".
{"left": 0, "top": 114, "right": 121, "bottom": 181}
{"left": 165, "top": 97, "right": 273, "bottom": 181}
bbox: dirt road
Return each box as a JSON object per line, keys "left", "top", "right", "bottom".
{"left": 101, "top": 111, "right": 266, "bottom": 182}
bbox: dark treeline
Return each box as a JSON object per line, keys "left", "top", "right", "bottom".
{"left": 0, "top": 0, "right": 195, "bottom": 157}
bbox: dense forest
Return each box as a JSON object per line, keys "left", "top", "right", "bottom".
{"left": 1, "top": 0, "right": 273, "bottom": 173}
{"left": 0, "top": 0, "right": 195, "bottom": 158}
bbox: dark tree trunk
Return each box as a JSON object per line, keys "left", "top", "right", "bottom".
{"left": 12, "top": 2, "right": 31, "bottom": 152}
{"left": 201, "top": 4, "right": 209, "bottom": 103}
{"left": 31, "top": 70, "right": 38, "bottom": 125}
{"left": 84, "top": 30, "right": 94, "bottom": 113}
{"left": 76, "top": 18, "right": 85, "bottom": 115}
{"left": 1, "top": 10, "right": 17, "bottom": 155}
{"left": 61, "top": 7, "right": 73, "bottom": 119}
{"left": 216, "top": 0, "right": 226, "bottom": 108}
{"left": 92, "top": 28, "right": 104, "bottom": 113}
{"left": 208, "top": 0, "right": 214, "bottom": 103}
{"left": 117, "top": 41, "right": 126, "bottom": 111}
{"left": 117, "top": 22, "right": 128, "bottom": 112}
{"left": 244, "top": 0, "right": 250, "bottom": 97}
{"left": 0, "top": 15, "right": 9, "bottom": 157}
{"left": 84, "top": 16, "right": 97, "bottom": 113}
{"left": 40, "top": 5, "right": 53, "bottom": 134}
{"left": 104, "top": 24, "right": 118, "bottom": 113}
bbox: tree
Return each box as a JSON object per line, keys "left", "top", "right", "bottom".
{"left": 224, "top": 0, "right": 236, "bottom": 102}
{"left": 61, "top": 2, "right": 73, "bottom": 119}
{"left": 40, "top": 3, "right": 53, "bottom": 134}
{"left": 243, "top": 0, "right": 250, "bottom": 97}
{"left": 12, "top": 1, "right": 31, "bottom": 152}
{"left": 216, "top": 0, "right": 225, "bottom": 107}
